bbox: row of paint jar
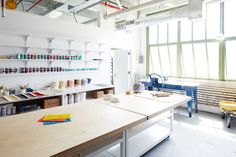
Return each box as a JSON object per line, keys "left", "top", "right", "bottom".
{"left": 0, "top": 104, "right": 16, "bottom": 117}
{"left": 15, "top": 53, "right": 82, "bottom": 60}
{"left": 19, "top": 67, "right": 64, "bottom": 73}
{"left": 0, "top": 67, "right": 97, "bottom": 74}
{"left": 0, "top": 67, "right": 64, "bottom": 74}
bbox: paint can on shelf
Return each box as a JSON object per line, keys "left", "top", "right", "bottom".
{"left": 11, "top": 106, "right": 16, "bottom": 115}
{"left": 1, "top": 106, "right": 6, "bottom": 117}
{"left": 6, "top": 106, "right": 11, "bottom": 115}
{"left": 63, "top": 94, "right": 68, "bottom": 105}
{"left": 80, "top": 92, "right": 86, "bottom": 102}
{"left": 67, "top": 80, "right": 74, "bottom": 88}
{"left": 68, "top": 94, "right": 74, "bottom": 104}
{"left": 74, "top": 79, "right": 81, "bottom": 87}
{"left": 74, "top": 93, "right": 80, "bottom": 103}
{"left": 59, "top": 81, "right": 66, "bottom": 89}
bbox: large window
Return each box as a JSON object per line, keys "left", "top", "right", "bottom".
{"left": 207, "top": 2, "right": 220, "bottom": 39}
{"left": 225, "top": 0, "right": 236, "bottom": 37}
{"left": 159, "top": 23, "right": 167, "bottom": 43}
{"left": 181, "top": 20, "right": 192, "bottom": 41}
{"left": 182, "top": 44, "right": 195, "bottom": 77}
{"left": 147, "top": 1, "right": 227, "bottom": 80}
{"left": 193, "top": 21, "right": 205, "bottom": 40}
{"left": 168, "top": 21, "right": 178, "bottom": 43}
{"left": 193, "top": 43, "right": 208, "bottom": 78}
{"left": 149, "top": 47, "right": 161, "bottom": 74}
{"left": 149, "top": 25, "right": 157, "bottom": 44}
{"left": 226, "top": 41, "right": 236, "bottom": 80}
{"left": 159, "top": 46, "right": 171, "bottom": 75}
{"left": 207, "top": 42, "right": 219, "bottom": 79}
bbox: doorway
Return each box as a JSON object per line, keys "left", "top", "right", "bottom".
{"left": 111, "top": 48, "right": 131, "bottom": 94}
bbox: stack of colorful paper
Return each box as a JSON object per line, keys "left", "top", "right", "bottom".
{"left": 38, "top": 113, "right": 71, "bottom": 125}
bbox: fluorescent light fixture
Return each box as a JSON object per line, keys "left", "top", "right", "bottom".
{"left": 164, "top": 2, "right": 175, "bottom": 7}
{"left": 47, "top": 10, "right": 63, "bottom": 19}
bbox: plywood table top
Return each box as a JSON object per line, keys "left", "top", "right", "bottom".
{"left": 0, "top": 101, "right": 145, "bottom": 157}
{"left": 95, "top": 94, "right": 191, "bottom": 119}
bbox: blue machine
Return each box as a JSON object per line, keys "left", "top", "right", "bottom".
{"left": 142, "top": 73, "right": 198, "bottom": 118}
{"left": 146, "top": 73, "right": 163, "bottom": 91}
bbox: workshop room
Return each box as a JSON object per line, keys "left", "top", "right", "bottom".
{"left": 0, "top": 0, "right": 236, "bottom": 156}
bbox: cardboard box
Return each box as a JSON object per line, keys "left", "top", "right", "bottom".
{"left": 104, "top": 89, "right": 114, "bottom": 94}
{"left": 43, "top": 97, "right": 60, "bottom": 109}
{"left": 92, "top": 91, "right": 104, "bottom": 98}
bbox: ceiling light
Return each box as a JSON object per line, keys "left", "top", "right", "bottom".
{"left": 164, "top": 2, "right": 175, "bottom": 7}
{"left": 47, "top": 10, "right": 63, "bottom": 19}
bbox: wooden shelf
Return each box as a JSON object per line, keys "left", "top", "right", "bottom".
{"left": 0, "top": 59, "right": 104, "bottom": 63}
{"left": 0, "top": 45, "right": 105, "bottom": 53}
{"left": 0, "top": 59, "right": 86, "bottom": 62}
{"left": 107, "top": 125, "right": 170, "bottom": 157}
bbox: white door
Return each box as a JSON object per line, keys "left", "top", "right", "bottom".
{"left": 113, "top": 49, "right": 129, "bottom": 94}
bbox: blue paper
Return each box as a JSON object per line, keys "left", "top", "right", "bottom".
{"left": 43, "top": 119, "right": 71, "bottom": 125}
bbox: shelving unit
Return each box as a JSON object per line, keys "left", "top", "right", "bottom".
{"left": 0, "top": 32, "right": 107, "bottom": 76}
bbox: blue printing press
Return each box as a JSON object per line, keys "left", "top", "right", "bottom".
{"left": 142, "top": 74, "right": 198, "bottom": 118}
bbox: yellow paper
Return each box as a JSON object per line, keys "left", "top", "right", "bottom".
{"left": 43, "top": 113, "right": 71, "bottom": 121}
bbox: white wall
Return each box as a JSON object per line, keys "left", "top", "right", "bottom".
{"left": 0, "top": 10, "right": 141, "bottom": 90}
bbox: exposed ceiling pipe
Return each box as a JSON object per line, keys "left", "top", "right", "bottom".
{"left": 69, "top": 0, "right": 104, "bottom": 13}
{"left": 26, "top": 0, "right": 44, "bottom": 12}
{"left": 107, "top": 0, "right": 128, "bottom": 9}
{"left": 115, "top": 0, "right": 123, "bottom": 9}
{"left": 101, "top": 2, "right": 123, "bottom": 10}
{"left": 104, "top": 0, "right": 170, "bottom": 19}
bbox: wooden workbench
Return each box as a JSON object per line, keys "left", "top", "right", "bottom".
{"left": 0, "top": 101, "right": 145, "bottom": 157}
{"left": 93, "top": 93, "right": 190, "bottom": 157}
{"left": 95, "top": 93, "right": 190, "bottom": 119}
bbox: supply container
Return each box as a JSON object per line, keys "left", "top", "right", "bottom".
{"left": 68, "top": 94, "right": 74, "bottom": 104}
{"left": 74, "top": 93, "right": 80, "bottom": 103}
{"left": 80, "top": 92, "right": 86, "bottom": 102}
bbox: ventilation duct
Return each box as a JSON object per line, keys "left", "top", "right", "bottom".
{"left": 116, "top": 0, "right": 204, "bottom": 30}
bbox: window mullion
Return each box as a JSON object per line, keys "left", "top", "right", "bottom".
{"left": 167, "top": 23, "right": 172, "bottom": 76}
{"left": 157, "top": 25, "right": 163, "bottom": 75}
{"left": 177, "top": 21, "right": 182, "bottom": 77}
{"left": 191, "top": 21, "right": 197, "bottom": 78}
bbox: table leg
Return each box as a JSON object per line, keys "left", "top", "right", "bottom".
{"left": 193, "top": 89, "right": 198, "bottom": 113}
{"left": 187, "top": 100, "right": 192, "bottom": 118}
{"left": 170, "top": 109, "right": 174, "bottom": 131}
{"left": 120, "top": 130, "right": 128, "bottom": 157}
{"left": 186, "top": 89, "right": 193, "bottom": 118}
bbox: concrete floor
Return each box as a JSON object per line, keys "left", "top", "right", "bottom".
{"left": 95, "top": 108, "right": 236, "bottom": 157}
{"left": 142, "top": 108, "right": 236, "bottom": 157}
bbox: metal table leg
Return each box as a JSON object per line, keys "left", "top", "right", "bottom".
{"left": 120, "top": 130, "right": 128, "bottom": 157}
{"left": 170, "top": 109, "right": 174, "bottom": 131}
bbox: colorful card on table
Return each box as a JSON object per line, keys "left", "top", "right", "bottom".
{"left": 43, "top": 119, "right": 71, "bottom": 125}
{"left": 43, "top": 113, "right": 71, "bottom": 121}
{"left": 38, "top": 113, "right": 71, "bottom": 125}
{"left": 38, "top": 116, "right": 67, "bottom": 122}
